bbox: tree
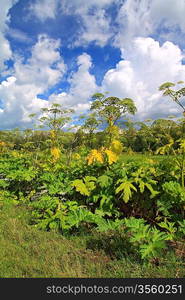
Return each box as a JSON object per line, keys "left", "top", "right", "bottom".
{"left": 134, "top": 119, "right": 155, "bottom": 153}
{"left": 90, "top": 93, "right": 137, "bottom": 127}
{"left": 121, "top": 119, "right": 137, "bottom": 151}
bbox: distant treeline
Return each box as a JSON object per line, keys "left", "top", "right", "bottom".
{"left": 0, "top": 117, "right": 184, "bottom": 153}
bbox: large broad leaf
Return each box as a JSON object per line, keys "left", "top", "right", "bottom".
{"left": 84, "top": 176, "right": 96, "bottom": 192}
{"left": 71, "top": 179, "right": 90, "bottom": 196}
{"left": 116, "top": 181, "right": 137, "bottom": 203}
{"left": 139, "top": 242, "right": 164, "bottom": 259}
{"left": 72, "top": 177, "right": 96, "bottom": 196}
{"left": 145, "top": 182, "right": 159, "bottom": 198}
{"left": 155, "top": 138, "right": 174, "bottom": 155}
{"left": 139, "top": 229, "right": 167, "bottom": 259}
{"left": 179, "top": 138, "right": 185, "bottom": 151}
{"left": 97, "top": 175, "right": 112, "bottom": 188}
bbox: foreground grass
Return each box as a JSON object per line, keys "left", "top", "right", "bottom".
{"left": 0, "top": 205, "right": 184, "bottom": 278}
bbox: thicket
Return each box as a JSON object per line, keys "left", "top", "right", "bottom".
{"left": 0, "top": 81, "right": 185, "bottom": 265}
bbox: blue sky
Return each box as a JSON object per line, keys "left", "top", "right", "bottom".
{"left": 0, "top": 0, "right": 185, "bottom": 129}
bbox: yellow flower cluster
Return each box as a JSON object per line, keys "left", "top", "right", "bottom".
{"left": 12, "top": 150, "right": 20, "bottom": 157}
{"left": 51, "top": 147, "right": 61, "bottom": 161}
{"left": 50, "top": 130, "right": 56, "bottom": 139}
{"left": 110, "top": 140, "right": 123, "bottom": 154}
{"left": 72, "top": 153, "right": 81, "bottom": 160}
{"left": 86, "top": 149, "right": 104, "bottom": 165}
{"left": 0, "top": 141, "right": 7, "bottom": 153}
{"left": 86, "top": 144, "right": 120, "bottom": 166}
{"left": 104, "top": 149, "right": 118, "bottom": 164}
{"left": 0, "top": 141, "right": 6, "bottom": 147}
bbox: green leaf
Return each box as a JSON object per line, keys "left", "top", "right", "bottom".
{"left": 84, "top": 176, "right": 97, "bottom": 182}
{"left": 71, "top": 179, "right": 90, "bottom": 196}
{"left": 97, "top": 175, "right": 112, "bottom": 188}
{"left": 99, "top": 194, "right": 109, "bottom": 208}
{"left": 116, "top": 181, "right": 137, "bottom": 203}
{"left": 140, "top": 241, "right": 166, "bottom": 259}
{"left": 138, "top": 180, "right": 145, "bottom": 193}
{"left": 139, "top": 229, "right": 167, "bottom": 259}
{"left": 145, "top": 183, "right": 159, "bottom": 198}
{"left": 158, "top": 220, "right": 176, "bottom": 240}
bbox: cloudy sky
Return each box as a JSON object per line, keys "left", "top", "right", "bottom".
{"left": 0, "top": 0, "right": 185, "bottom": 129}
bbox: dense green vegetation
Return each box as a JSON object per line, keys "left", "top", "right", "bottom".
{"left": 0, "top": 82, "right": 185, "bottom": 277}
{"left": 0, "top": 204, "right": 184, "bottom": 278}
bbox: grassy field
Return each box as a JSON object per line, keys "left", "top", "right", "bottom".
{"left": 0, "top": 204, "right": 184, "bottom": 278}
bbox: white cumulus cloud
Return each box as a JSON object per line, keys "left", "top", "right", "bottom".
{"left": 29, "top": 0, "right": 118, "bottom": 47}
{"left": 0, "top": 35, "right": 66, "bottom": 129}
{"left": 102, "top": 37, "right": 185, "bottom": 120}
{"left": 61, "top": 0, "right": 118, "bottom": 47}
{"left": 49, "top": 53, "right": 97, "bottom": 114}
{"left": 29, "top": 0, "right": 59, "bottom": 22}
{"left": 28, "top": 0, "right": 185, "bottom": 49}
{"left": 115, "top": 0, "right": 185, "bottom": 48}
{"left": 0, "top": 0, "right": 19, "bottom": 71}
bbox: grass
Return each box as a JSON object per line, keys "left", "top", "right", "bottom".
{"left": 0, "top": 204, "right": 184, "bottom": 278}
